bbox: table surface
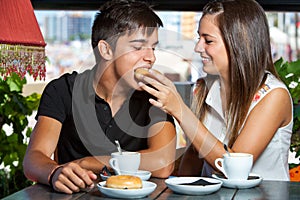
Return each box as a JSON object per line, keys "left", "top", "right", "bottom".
{"left": 3, "top": 177, "right": 300, "bottom": 200}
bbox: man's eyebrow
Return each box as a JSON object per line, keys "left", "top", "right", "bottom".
{"left": 129, "top": 39, "right": 159, "bottom": 45}
{"left": 129, "top": 39, "right": 147, "bottom": 43}
{"left": 153, "top": 41, "right": 159, "bottom": 46}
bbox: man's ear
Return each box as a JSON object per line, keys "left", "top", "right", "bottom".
{"left": 98, "top": 40, "right": 113, "bottom": 60}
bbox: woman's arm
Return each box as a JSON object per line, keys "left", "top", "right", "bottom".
{"left": 231, "top": 88, "right": 292, "bottom": 161}
{"left": 138, "top": 71, "right": 292, "bottom": 171}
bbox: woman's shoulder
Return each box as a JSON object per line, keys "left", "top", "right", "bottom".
{"left": 251, "top": 72, "right": 292, "bottom": 109}
{"left": 265, "top": 72, "right": 287, "bottom": 90}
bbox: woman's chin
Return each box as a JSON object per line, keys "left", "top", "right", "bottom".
{"left": 203, "top": 67, "right": 219, "bottom": 76}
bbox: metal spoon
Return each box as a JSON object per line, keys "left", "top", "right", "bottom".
{"left": 115, "top": 140, "right": 122, "bottom": 155}
{"left": 223, "top": 143, "right": 231, "bottom": 156}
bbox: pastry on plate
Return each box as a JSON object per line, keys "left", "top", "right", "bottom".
{"left": 106, "top": 175, "right": 142, "bottom": 189}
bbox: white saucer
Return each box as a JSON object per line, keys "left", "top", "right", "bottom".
{"left": 100, "top": 173, "right": 110, "bottom": 181}
{"left": 212, "top": 173, "right": 263, "bottom": 189}
{"left": 97, "top": 180, "right": 156, "bottom": 199}
{"left": 165, "top": 177, "right": 222, "bottom": 195}
{"left": 100, "top": 170, "right": 152, "bottom": 181}
{"left": 122, "top": 170, "right": 152, "bottom": 181}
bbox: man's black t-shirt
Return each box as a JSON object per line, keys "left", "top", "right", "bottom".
{"left": 37, "top": 69, "right": 175, "bottom": 164}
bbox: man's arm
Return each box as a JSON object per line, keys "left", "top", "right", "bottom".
{"left": 23, "top": 116, "right": 97, "bottom": 194}
{"left": 178, "top": 145, "right": 203, "bottom": 176}
{"left": 23, "top": 116, "right": 62, "bottom": 184}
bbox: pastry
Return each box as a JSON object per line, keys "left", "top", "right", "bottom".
{"left": 106, "top": 175, "right": 142, "bottom": 189}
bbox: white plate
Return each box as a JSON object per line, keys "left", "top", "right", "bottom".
{"left": 212, "top": 173, "right": 263, "bottom": 189}
{"left": 97, "top": 180, "right": 157, "bottom": 199}
{"left": 100, "top": 170, "right": 151, "bottom": 181}
{"left": 165, "top": 177, "right": 222, "bottom": 195}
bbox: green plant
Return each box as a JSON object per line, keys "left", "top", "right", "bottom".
{"left": 0, "top": 73, "right": 41, "bottom": 198}
{"left": 274, "top": 57, "right": 300, "bottom": 167}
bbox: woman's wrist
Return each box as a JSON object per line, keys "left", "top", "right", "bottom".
{"left": 174, "top": 101, "right": 189, "bottom": 125}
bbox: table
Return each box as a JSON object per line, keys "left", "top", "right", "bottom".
{"left": 3, "top": 178, "right": 300, "bottom": 200}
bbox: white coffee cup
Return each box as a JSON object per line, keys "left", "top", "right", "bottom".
{"left": 215, "top": 153, "right": 253, "bottom": 180}
{"left": 109, "top": 151, "right": 141, "bottom": 175}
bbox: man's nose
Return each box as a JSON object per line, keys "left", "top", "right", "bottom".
{"left": 143, "top": 47, "right": 156, "bottom": 63}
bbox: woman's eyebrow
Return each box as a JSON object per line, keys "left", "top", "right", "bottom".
{"left": 198, "top": 31, "right": 217, "bottom": 39}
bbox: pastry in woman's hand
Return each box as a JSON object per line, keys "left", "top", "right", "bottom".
{"left": 134, "top": 68, "right": 162, "bottom": 80}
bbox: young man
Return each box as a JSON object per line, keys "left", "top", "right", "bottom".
{"left": 23, "top": 0, "right": 176, "bottom": 194}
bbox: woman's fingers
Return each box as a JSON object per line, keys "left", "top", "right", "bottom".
{"left": 138, "top": 81, "right": 161, "bottom": 98}
{"left": 140, "top": 75, "right": 175, "bottom": 97}
{"left": 137, "top": 71, "right": 185, "bottom": 118}
{"left": 149, "top": 98, "right": 164, "bottom": 108}
{"left": 137, "top": 69, "right": 175, "bottom": 91}
{"left": 149, "top": 69, "right": 174, "bottom": 88}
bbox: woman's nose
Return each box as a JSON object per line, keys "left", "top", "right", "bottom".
{"left": 194, "top": 40, "right": 204, "bottom": 53}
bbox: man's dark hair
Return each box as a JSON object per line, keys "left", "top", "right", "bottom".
{"left": 91, "top": 0, "right": 163, "bottom": 52}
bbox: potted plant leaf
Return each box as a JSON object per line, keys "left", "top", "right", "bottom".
{"left": 274, "top": 58, "right": 300, "bottom": 171}
{"left": 0, "top": 73, "right": 40, "bottom": 198}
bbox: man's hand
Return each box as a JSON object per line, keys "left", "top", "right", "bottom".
{"left": 51, "top": 162, "right": 97, "bottom": 194}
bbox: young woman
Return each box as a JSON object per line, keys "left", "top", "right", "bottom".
{"left": 138, "top": 0, "right": 293, "bottom": 181}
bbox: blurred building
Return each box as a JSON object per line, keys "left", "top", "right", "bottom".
{"left": 181, "top": 12, "right": 197, "bottom": 39}
{"left": 44, "top": 12, "right": 92, "bottom": 42}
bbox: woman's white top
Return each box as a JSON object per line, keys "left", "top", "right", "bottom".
{"left": 201, "top": 72, "right": 293, "bottom": 180}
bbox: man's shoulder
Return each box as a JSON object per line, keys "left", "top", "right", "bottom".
{"left": 49, "top": 71, "right": 78, "bottom": 86}
{"left": 41, "top": 71, "right": 79, "bottom": 98}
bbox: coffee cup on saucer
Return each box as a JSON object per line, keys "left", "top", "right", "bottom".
{"left": 109, "top": 151, "right": 141, "bottom": 175}
{"left": 215, "top": 153, "right": 253, "bottom": 180}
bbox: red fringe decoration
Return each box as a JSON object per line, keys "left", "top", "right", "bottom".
{"left": 0, "top": 0, "right": 46, "bottom": 80}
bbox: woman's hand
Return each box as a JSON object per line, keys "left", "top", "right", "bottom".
{"left": 137, "top": 69, "right": 186, "bottom": 120}
{"left": 51, "top": 162, "right": 97, "bottom": 194}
